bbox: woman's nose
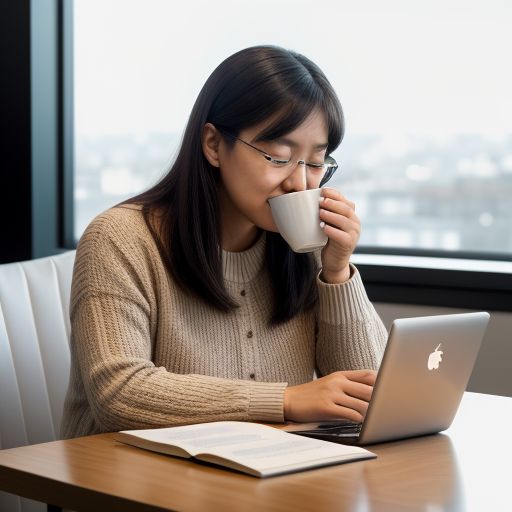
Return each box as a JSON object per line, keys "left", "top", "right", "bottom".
{"left": 282, "top": 160, "right": 307, "bottom": 192}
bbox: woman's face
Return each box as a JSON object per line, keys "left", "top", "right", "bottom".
{"left": 213, "top": 109, "right": 329, "bottom": 234}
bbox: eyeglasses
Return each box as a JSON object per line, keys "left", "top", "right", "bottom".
{"left": 218, "top": 129, "right": 339, "bottom": 187}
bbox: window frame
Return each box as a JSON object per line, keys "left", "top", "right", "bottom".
{"left": 29, "top": 0, "right": 74, "bottom": 258}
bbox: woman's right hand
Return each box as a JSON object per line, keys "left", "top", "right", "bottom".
{"left": 283, "top": 370, "right": 377, "bottom": 423}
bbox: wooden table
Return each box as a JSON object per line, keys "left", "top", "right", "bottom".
{"left": 0, "top": 392, "right": 510, "bottom": 511}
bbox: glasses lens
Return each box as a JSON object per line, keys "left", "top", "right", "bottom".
{"left": 319, "top": 156, "right": 338, "bottom": 186}
{"left": 324, "top": 156, "right": 338, "bottom": 171}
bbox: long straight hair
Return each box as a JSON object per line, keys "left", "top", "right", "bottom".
{"left": 125, "top": 45, "right": 344, "bottom": 324}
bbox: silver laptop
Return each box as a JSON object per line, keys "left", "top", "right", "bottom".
{"left": 284, "top": 312, "right": 490, "bottom": 445}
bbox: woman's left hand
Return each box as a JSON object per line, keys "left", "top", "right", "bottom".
{"left": 319, "top": 187, "right": 361, "bottom": 284}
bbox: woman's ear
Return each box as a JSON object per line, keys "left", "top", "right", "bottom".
{"left": 202, "top": 123, "right": 221, "bottom": 168}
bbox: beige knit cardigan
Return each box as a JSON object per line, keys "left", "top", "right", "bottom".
{"left": 61, "top": 204, "right": 387, "bottom": 439}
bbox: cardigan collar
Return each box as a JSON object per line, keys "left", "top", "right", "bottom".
{"left": 222, "top": 231, "right": 266, "bottom": 283}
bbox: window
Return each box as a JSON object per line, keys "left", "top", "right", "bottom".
{"left": 73, "top": 0, "right": 512, "bottom": 259}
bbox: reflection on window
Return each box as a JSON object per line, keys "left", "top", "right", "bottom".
{"left": 73, "top": 0, "right": 512, "bottom": 256}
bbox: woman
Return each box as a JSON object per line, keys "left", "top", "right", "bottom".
{"left": 61, "top": 45, "right": 387, "bottom": 439}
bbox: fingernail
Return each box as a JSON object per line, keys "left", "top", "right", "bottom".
{"left": 320, "top": 221, "right": 325, "bottom": 229}
{"left": 319, "top": 196, "right": 325, "bottom": 203}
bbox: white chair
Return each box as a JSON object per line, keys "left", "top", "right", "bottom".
{"left": 0, "top": 251, "right": 75, "bottom": 512}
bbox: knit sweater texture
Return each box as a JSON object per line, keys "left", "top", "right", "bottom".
{"left": 61, "top": 204, "right": 388, "bottom": 439}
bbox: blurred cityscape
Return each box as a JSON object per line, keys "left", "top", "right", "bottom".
{"left": 75, "top": 132, "right": 512, "bottom": 257}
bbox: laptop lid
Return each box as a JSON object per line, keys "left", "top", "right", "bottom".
{"left": 282, "top": 312, "right": 490, "bottom": 445}
{"left": 358, "top": 311, "right": 490, "bottom": 444}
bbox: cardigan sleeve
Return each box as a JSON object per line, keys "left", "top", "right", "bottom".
{"left": 314, "top": 264, "right": 388, "bottom": 376}
{"left": 66, "top": 209, "right": 286, "bottom": 434}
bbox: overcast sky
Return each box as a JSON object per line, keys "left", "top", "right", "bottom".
{"left": 74, "top": 0, "right": 512, "bottom": 139}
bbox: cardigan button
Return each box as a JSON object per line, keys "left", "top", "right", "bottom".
{"left": 240, "top": 289, "right": 246, "bottom": 296}
{"left": 249, "top": 373, "right": 255, "bottom": 379}
{"left": 247, "top": 330, "right": 253, "bottom": 338}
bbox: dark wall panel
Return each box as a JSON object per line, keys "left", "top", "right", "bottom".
{"left": 0, "top": 0, "right": 32, "bottom": 263}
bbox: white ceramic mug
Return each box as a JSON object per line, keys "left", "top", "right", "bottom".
{"left": 268, "top": 188, "right": 328, "bottom": 253}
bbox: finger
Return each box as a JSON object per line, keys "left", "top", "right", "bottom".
{"left": 319, "top": 205, "right": 356, "bottom": 224}
{"left": 342, "top": 370, "right": 377, "bottom": 386}
{"left": 321, "top": 224, "right": 358, "bottom": 248}
{"left": 319, "top": 209, "right": 360, "bottom": 234}
{"left": 332, "top": 393, "right": 369, "bottom": 418}
{"left": 326, "top": 403, "right": 364, "bottom": 423}
{"left": 320, "top": 188, "right": 356, "bottom": 210}
{"left": 320, "top": 197, "right": 356, "bottom": 217}
{"left": 322, "top": 196, "right": 356, "bottom": 214}
{"left": 344, "top": 380, "right": 374, "bottom": 402}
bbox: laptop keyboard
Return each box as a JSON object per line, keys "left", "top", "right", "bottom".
{"left": 292, "top": 421, "right": 362, "bottom": 440}
{"left": 312, "top": 421, "right": 362, "bottom": 435}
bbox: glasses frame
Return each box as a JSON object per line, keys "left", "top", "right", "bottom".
{"left": 218, "top": 129, "right": 339, "bottom": 187}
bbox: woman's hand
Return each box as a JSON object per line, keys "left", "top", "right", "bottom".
{"left": 319, "top": 187, "right": 361, "bottom": 284}
{"left": 283, "top": 370, "right": 376, "bottom": 423}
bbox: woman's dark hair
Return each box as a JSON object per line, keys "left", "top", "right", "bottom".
{"left": 125, "top": 45, "right": 344, "bottom": 324}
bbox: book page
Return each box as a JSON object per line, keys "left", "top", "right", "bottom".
{"left": 200, "top": 423, "right": 373, "bottom": 474}
{"left": 121, "top": 421, "right": 374, "bottom": 476}
{"left": 119, "top": 422, "right": 270, "bottom": 456}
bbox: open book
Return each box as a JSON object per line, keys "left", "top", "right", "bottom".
{"left": 115, "top": 421, "right": 376, "bottom": 477}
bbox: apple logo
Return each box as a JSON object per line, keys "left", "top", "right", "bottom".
{"left": 428, "top": 343, "right": 443, "bottom": 370}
